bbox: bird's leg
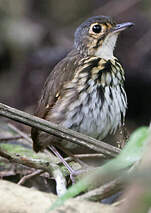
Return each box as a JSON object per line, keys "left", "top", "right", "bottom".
{"left": 55, "top": 143, "right": 89, "bottom": 168}
{"left": 47, "top": 145, "right": 85, "bottom": 183}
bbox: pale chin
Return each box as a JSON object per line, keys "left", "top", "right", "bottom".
{"left": 95, "top": 33, "right": 118, "bottom": 60}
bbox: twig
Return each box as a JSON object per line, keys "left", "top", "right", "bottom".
{"left": 0, "top": 146, "right": 67, "bottom": 195}
{"left": 0, "top": 135, "right": 23, "bottom": 141}
{"left": 73, "top": 153, "right": 104, "bottom": 158}
{"left": 8, "top": 123, "right": 32, "bottom": 144}
{"left": 76, "top": 177, "right": 122, "bottom": 201}
{"left": 63, "top": 153, "right": 104, "bottom": 163}
{"left": 0, "top": 146, "right": 56, "bottom": 175}
{"left": 0, "top": 103, "right": 120, "bottom": 157}
{"left": 18, "top": 170, "right": 44, "bottom": 185}
{"left": 55, "top": 144, "right": 88, "bottom": 167}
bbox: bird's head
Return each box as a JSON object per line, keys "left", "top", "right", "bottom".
{"left": 74, "top": 16, "right": 134, "bottom": 59}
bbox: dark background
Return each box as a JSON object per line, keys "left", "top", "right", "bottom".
{"left": 0, "top": 0, "right": 151, "bottom": 132}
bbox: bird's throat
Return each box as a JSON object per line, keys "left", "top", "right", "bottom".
{"left": 95, "top": 33, "right": 118, "bottom": 60}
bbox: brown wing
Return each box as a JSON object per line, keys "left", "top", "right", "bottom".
{"left": 31, "top": 48, "right": 81, "bottom": 152}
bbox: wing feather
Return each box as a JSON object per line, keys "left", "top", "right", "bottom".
{"left": 31, "top": 49, "right": 81, "bottom": 151}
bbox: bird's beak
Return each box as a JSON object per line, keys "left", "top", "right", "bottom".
{"left": 111, "top": 22, "right": 134, "bottom": 33}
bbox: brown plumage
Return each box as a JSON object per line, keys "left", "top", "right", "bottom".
{"left": 31, "top": 49, "right": 82, "bottom": 152}
{"left": 31, "top": 16, "right": 134, "bottom": 153}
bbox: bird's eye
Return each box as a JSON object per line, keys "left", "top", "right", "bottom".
{"left": 92, "top": 24, "right": 102, "bottom": 33}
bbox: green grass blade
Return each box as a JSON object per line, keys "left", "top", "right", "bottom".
{"left": 47, "top": 126, "right": 150, "bottom": 212}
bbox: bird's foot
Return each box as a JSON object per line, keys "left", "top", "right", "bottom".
{"left": 47, "top": 145, "right": 90, "bottom": 184}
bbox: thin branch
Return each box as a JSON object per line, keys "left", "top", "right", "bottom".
{"left": 0, "top": 146, "right": 55, "bottom": 175}
{"left": 0, "top": 146, "right": 67, "bottom": 195}
{"left": 63, "top": 153, "right": 105, "bottom": 163}
{"left": 18, "top": 170, "right": 44, "bottom": 185}
{"left": 73, "top": 153, "right": 104, "bottom": 158}
{"left": 0, "top": 103, "right": 120, "bottom": 157}
{"left": 76, "top": 177, "right": 122, "bottom": 201}
{"left": 0, "top": 135, "right": 23, "bottom": 141}
{"left": 8, "top": 123, "right": 32, "bottom": 144}
{"left": 55, "top": 143, "right": 88, "bottom": 167}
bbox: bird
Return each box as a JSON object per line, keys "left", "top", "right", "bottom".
{"left": 31, "top": 16, "right": 134, "bottom": 166}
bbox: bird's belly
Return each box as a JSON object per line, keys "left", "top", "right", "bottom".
{"left": 62, "top": 85, "right": 127, "bottom": 140}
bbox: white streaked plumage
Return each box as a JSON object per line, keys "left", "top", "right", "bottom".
{"left": 40, "top": 57, "right": 127, "bottom": 151}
